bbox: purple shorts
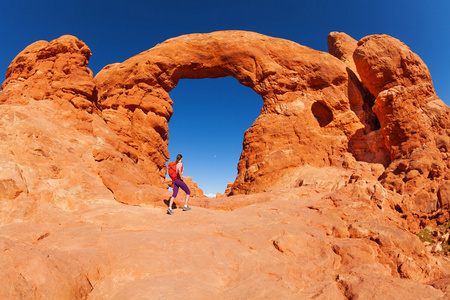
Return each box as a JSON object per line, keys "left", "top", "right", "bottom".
{"left": 172, "top": 178, "right": 191, "bottom": 197}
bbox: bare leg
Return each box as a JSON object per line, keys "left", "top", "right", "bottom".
{"left": 168, "top": 196, "right": 174, "bottom": 209}
{"left": 184, "top": 194, "right": 190, "bottom": 207}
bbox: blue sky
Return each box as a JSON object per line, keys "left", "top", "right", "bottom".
{"left": 1, "top": 1, "right": 449, "bottom": 196}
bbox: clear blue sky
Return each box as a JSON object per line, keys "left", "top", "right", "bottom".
{"left": 1, "top": 1, "right": 449, "bottom": 196}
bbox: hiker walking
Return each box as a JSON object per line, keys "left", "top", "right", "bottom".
{"left": 167, "top": 154, "right": 191, "bottom": 215}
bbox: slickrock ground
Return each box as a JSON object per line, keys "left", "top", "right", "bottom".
{"left": 2, "top": 184, "right": 450, "bottom": 299}
{"left": 1, "top": 31, "right": 450, "bottom": 299}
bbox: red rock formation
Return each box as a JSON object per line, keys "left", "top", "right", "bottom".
{"left": 328, "top": 32, "right": 389, "bottom": 166}
{"left": 0, "top": 35, "right": 172, "bottom": 210}
{"left": 1, "top": 31, "right": 450, "bottom": 299}
{"left": 0, "top": 35, "right": 95, "bottom": 111}
{"left": 353, "top": 35, "right": 450, "bottom": 220}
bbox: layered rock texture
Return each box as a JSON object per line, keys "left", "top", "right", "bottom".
{"left": 1, "top": 31, "right": 450, "bottom": 299}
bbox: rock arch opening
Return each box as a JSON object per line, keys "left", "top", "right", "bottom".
{"left": 311, "top": 101, "right": 333, "bottom": 127}
{"left": 168, "top": 77, "right": 263, "bottom": 196}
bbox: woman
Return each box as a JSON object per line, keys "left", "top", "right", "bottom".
{"left": 167, "top": 154, "right": 191, "bottom": 215}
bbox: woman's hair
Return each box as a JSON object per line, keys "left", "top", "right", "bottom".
{"left": 176, "top": 154, "right": 183, "bottom": 162}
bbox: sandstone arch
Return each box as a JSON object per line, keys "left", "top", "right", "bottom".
{"left": 311, "top": 101, "right": 333, "bottom": 127}
{"left": 94, "top": 30, "right": 366, "bottom": 194}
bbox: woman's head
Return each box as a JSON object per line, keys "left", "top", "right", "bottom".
{"left": 176, "top": 154, "right": 183, "bottom": 162}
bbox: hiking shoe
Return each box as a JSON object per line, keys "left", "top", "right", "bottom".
{"left": 182, "top": 206, "right": 191, "bottom": 211}
{"left": 167, "top": 208, "right": 174, "bottom": 215}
